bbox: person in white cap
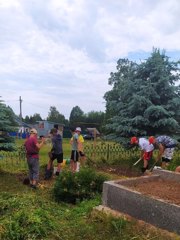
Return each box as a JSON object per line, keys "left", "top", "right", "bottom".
{"left": 69, "top": 127, "right": 81, "bottom": 172}
{"left": 24, "top": 128, "right": 45, "bottom": 189}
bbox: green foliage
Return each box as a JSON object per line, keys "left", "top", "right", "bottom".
{"left": 0, "top": 193, "right": 58, "bottom": 240}
{"left": 0, "top": 99, "right": 16, "bottom": 151}
{"left": 53, "top": 167, "right": 109, "bottom": 203}
{"left": 104, "top": 49, "right": 180, "bottom": 145}
{"left": 23, "top": 113, "right": 42, "bottom": 124}
{"left": 69, "top": 105, "right": 84, "bottom": 126}
{"left": 47, "top": 106, "right": 67, "bottom": 124}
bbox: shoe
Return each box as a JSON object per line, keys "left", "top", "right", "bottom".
{"left": 141, "top": 167, "right": 146, "bottom": 173}
{"left": 30, "top": 184, "right": 37, "bottom": 189}
{"left": 44, "top": 169, "right": 53, "bottom": 180}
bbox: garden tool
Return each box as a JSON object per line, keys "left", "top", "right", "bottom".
{"left": 148, "top": 159, "right": 160, "bottom": 172}
{"left": 133, "top": 158, "right": 142, "bottom": 166}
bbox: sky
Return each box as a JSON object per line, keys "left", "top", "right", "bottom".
{"left": 1, "top": 0, "right": 180, "bottom": 120}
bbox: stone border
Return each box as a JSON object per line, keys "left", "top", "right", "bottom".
{"left": 102, "top": 170, "right": 180, "bottom": 234}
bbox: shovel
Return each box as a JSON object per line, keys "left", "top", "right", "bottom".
{"left": 133, "top": 158, "right": 142, "bottom": 166}
{"left": 148, "top": 159, "right": 160, "bottom": 172}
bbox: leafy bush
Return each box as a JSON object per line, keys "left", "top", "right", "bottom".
{"left": 53, "top": 167, "right": 109, "bottom": 204}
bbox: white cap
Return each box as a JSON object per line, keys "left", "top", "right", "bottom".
{"left": 30, "top": 128, "right": 37, "bottom": 134}
{"left": 75, "top": 127, "right": 81, "bottom": 132}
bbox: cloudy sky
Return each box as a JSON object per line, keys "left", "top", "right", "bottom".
{"left": 1, "top": 0, "right": 180, "bottom": 119}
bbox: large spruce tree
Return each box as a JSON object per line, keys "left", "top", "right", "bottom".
{"left": 104, "top": 49, "right": 180, "bottom": 144}
{"left": 0, "top": 98, "right": 16, "bottom": 151}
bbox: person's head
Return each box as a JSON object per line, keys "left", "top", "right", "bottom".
{"left": 54, "top": 124, "right": 59, "bottom": 130}
{"left": 30, "top": 128, "right": 37, "bottom": 135}
{"left": 75, "top": 127, "right": 81, "bottom": 134}
{"left": 130, "top": 136, "right": 138, "bottom": 145}
{"left": 149, "top": 136, "right": 156, "bottom": 144}
{"left": 50, "top": 128, "right": 58, "bottom": 135}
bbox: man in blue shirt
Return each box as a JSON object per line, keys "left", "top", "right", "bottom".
{"left": 45, "top": 128, "right": 63, "bottom": 179}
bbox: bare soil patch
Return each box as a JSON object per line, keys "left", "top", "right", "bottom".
{"left": 97, "top": 165, "right": 142, "bottom": 178}
{"left": 127, "top": 178, "right": 180, "bottom": 205}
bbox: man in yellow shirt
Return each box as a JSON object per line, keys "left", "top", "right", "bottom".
{"left": 77, "top": 128, "right": 86, "bottom": 165}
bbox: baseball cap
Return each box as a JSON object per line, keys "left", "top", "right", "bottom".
{"left": 75, "top": 127, "right": 81, "bottom": 132}
{"left": 149, "top": 136, "right": 155, "bottom": 144}
{"left": 30, "top": 128, "right": 37, "bottom": 134}
{"left": 130, "top": 136, "right": 138, "bottom": 144}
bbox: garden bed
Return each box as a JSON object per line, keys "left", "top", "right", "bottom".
{"left": 102, "top": 169, "right": 180, "bottom": 234}
{"left": 126, "top": 178, "right": 180, "bottom": 205}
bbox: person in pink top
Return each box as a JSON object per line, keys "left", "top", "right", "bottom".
{"left": 24, "top": 128, "right": 45, "bottom": 189}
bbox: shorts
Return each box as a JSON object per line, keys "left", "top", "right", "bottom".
{"left": 71, "top": 150, "right": 79, "bottom": 162}
{"left": 143, "top": 151, "right": 153, "bottom": 161}
{"left": 162, "top": 157, "right": 170, "bottom": 163}
{"left": 51, "top": 153, "right": 63, "bottom": 163}
{"left": 79, "top": 151, "right": 85, "bottom": 157}
{"left": 162, "top": 148, "right": 175, "bottom": 160}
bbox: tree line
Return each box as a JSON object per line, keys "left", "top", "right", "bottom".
{"left": 23, "top": 106, "right": 105, "bottom": 133}
{"left": 1, "top": 48, "right": 180, "bottom": 151}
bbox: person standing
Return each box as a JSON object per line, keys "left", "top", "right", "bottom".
{"left": 45, "top": 128, "right": 63, "bottom": 179}
{"left": 70, "top": 127, "right": 80, "bottom": 172}
{"left": 131, "top": 136, "right": 154, "bottom": 173}
{"left": 75, "top": 127, "right": 86, "bottom": 167}
{"left": 24, "top": 128, "right": 45, "bottom": 189}
{"left": 149, "top": 135, "right": 177, "bottom": 168}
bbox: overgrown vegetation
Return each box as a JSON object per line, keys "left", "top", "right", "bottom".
{"left": 0, "top": 139, "right": 180, "bottom": 239}
{"left": 53, "top": 167, "right": 109, "bottom": 203}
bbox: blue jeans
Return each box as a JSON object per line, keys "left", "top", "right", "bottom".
{"left": 27, "top": 157, "right": 39, "bottom": 181}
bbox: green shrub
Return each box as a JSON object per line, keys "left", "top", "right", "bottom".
{"left": 53, "top": 167, "right": 109, "bottom": 204}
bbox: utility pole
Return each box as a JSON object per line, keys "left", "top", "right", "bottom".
{"left": 19, "top": 96, "right": 23, "bottom": 123}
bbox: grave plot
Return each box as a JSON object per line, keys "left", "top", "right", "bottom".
{"left": 102, "top": 169, "right": 180, "bottom": 234}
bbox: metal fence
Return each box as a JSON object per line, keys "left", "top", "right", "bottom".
{"left": 0, "top": 142, "right": 180, "bottom": 172}
{"left": 84, "top": 143, "right": 140, "bottom": 164}
{"left": 0, "top": 146, "right": 27, "bottom": 172}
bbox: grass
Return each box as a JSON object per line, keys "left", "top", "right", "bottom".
{"left": 0, "top": 171, "right": 179, "bottom": 240}
{"left": 0, "top": 139, "right": 180, "bottom": 239}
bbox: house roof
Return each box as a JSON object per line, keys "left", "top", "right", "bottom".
{"left": 14, "top": 115, "right": 31, "bottom": 128}
{"left": 87, "top": 128, "right": 100, "bottom": 135}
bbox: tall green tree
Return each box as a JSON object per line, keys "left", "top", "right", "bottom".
{"left": 69, "top": 106, "right": 84, "bottom": 127}
{"left": 47, "top": 106, "right": 67, "bottom": 124}
{"left": 104, "top": 49, "right": 180, "bottom": 144}
{"left": 24, "top": 113, "right": 42, "bottom": 124}
{"left": 84, "top": 111, "right": 105, "bottom": 132}
{"left": 0, "top": 99, "right": 16, "bottom": 151}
